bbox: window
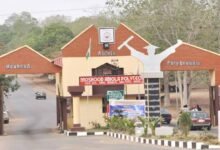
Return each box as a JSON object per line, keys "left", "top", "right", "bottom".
{"left": 92, "top": 63, "right": 124, "bottom": 96}
{"left": 103, "top": 68, "right": 112, "bottom": 75}
{"left": 92, "top": 63, "right": 123, "bottom": 76}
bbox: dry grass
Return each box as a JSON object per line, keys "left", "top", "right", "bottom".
{"left": 158, "top": 133, "right": 220, "bottom": 145}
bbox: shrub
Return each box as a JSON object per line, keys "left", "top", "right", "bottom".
{"left": 138, "top": 116, "right": 148, "bottom": 136}
{"left": 123, "top": 119, "right": 135, "bottom": 135}
{"left": 178, "top": 112, "right": 192, "bottom": 137}
{"left": 148, "top": 117, "right": 163, "bottom": 136}
{"left": 104, "top": 116, "right": 135, "bottom": 134}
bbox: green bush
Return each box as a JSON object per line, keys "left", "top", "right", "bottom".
{"left": 104, "top": 116, "right": 135, "bottom": 134}
{"left": 148, "top": 117, "right": 163, "bottom": 136}
{"left": 138, "top": 116, "right": 148, "bottom": 136}
{"left": 123, "top": 119, "right": 135, "bottom": 135}
{"left": 178, "top": 112, "right": 192, "bottom": 137}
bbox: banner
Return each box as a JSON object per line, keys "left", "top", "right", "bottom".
{"left": 79, "top": 75, "right": 143, "bottom": 86}
{"left": 109, "top": 100, "right": 145, "bottom": 119}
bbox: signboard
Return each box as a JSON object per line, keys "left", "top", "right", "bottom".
{"left": 5, "top": 64, "right": 31, "bottom": 69}
{"left": 79, "top": 75, "right": 143, "bottom": 86}
{"left": 107, "top": 90, "right": 124, "bottom": 101}
{"left": 109, "top": 100, "right": 145, "bottom": 119}
{"left": 99, "top": 28, "right": 115, "bottom": 43}
{"left": 166, "top": 60, "right": 201, "bottom": 66}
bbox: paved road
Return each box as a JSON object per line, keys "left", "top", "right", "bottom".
{"left": 0, "top": 76, "right": 182, "bottom": 150}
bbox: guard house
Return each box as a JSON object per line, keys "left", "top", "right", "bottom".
{"left": 55, "top": 24, "right": 148, "bottom": 130}
{"left": 55, "top": 23, "right": 220, "bottom": 131}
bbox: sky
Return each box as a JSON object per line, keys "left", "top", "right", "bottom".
{"left": 0, "top": 0, "right": 107, "bottom": 24}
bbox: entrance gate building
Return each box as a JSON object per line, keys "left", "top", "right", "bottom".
{"left": 58, "top": 23, "right": 220, "bottom": 130}
{"left": 161, "top": 43, "right": 220, "bottom": 125}
{"left": 1, "top": 24, "right": 220, "bottom": 131}
{"left": 0, "top": 45, "right": 61, "bottom": 132}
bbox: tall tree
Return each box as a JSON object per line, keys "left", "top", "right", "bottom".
{"left": 3, "top": 12, "right": 40, "bottom": 51}
{"left": 41, "top": 15, "right": 71, "bottom": 26}
{"left": 35, "top": 23, "right": 74, "bottom": 58}
{"left": 69, "top": 15, "right": 117, "bottom": 35}
{"left": 0, "top": 25, "right": 13, "bottom": 53}
{"left": 105, "top": 0, "right": 219, "bottom": 107}
{"left": 0, "top": 75, "right": 19, "bottom": 135}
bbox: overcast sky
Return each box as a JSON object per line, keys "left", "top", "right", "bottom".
{"left": 0, "top": 0, "right": 107, "bottom": 24}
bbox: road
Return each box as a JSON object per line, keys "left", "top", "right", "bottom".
{"left": 0, "top": 75, "right": 182, "bottom": 150}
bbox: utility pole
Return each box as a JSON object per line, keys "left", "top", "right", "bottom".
{"left": 0, "top": 85, "right": 4, "bottom": 135}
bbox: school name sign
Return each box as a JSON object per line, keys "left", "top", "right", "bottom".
{"left": 79, "top": 75, "right": 143, "bottom": 86}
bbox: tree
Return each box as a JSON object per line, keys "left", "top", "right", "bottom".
{"left": 34, "top": 23, "right": 74, "bottom": 58}
{"left": 163, "top": 71, "right": 170, "bottom": 106}
{"left": 148, "top": 117, "right": 162, "bottom": 136}
{"left": 138, "top": 116, "right": 148, "bottom": 136}
{"left": 105, "top": 0, "right": 219, "bottom": 108}
{"left": 0, "top": 75, "right": 20, "bottom": 135}
{"left": 69, "top": 15, "right": 117, "bottom": 35}
{"left": 41, "top": 15, "right": 71, "bottom": 27}
{"left": 3, "top": 12, "right": 40, "bottom": 51}
{"left": 0, "top": 25, "right": 13, "bottom": 53}
{"left": 178, "top": 112, "right": 192, "bottom": 137}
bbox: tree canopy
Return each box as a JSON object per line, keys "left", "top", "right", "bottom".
{"left": 105, "top": 0, "right": 220, "bottom": 52}
{"left": 0, "top": 0, "right": 219, "bottom": 58}
{"left": 0, "top": 12, "right": 74, "bottom": 58}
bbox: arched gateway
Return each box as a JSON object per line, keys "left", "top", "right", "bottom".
{"left": 0, "top": 45, "right": 61, "bottom": 133}
{"left": 0, "top": 45, "right": 60, "bottom": 74}
{"left": 2, "top": 24, "right": 220, "bottom": 131}
{"left": 57, "top": 23, "right": 220, "bottom": 131}
{"left": 161, "top": 43, "right": 220, "bottom": 125}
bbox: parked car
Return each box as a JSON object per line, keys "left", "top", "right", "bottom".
{"left": 35, "top": 92, "right": 46, "bottom": 99}
{"left": 190, "top": 111, "right": 211, "bottom": 130}
{"left": 161, "top": 108, "right": 172, "bottom": 124}
{"left": 3, "top": 110, "right": 9, "bottom": 124}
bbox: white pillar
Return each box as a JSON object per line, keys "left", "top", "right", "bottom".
{"left": 73, "top": 97, "right": 80, "bottom": 124}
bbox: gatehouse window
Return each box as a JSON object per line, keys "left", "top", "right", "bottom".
{"left": 92, "top": 63, "right": 124, "bottom": 112}
{"left": 92, "top": 63, "right": 123, "bottom": 76}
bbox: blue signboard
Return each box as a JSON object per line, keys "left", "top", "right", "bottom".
{"left": 109, "top": 100, "right": 145, "bottom": 119}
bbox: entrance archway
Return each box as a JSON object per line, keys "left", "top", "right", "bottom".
{"left": 0, "top": 45, "right": 61, "bottom": 134}
{"left": 0, "top": 45, "right": 60, "bottom": 74}
{"left": 161, "top": 42, "right": 220, "bottom": 125}
{"left": 58, "top": 23, "right": 220, "bottom": 130}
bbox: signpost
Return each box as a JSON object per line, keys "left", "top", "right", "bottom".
{"left": 107, "top": 90, "right": 124, "bottom": 101}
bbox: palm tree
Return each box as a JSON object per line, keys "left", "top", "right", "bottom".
{"left": 178, "top": 112, "right": 192, "bottom": 137}
{"left": 148, "top": 117, "right": 162, "bottom": 136}
{"left": 138, "top": 116, "right": 148, "bottom": 136}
